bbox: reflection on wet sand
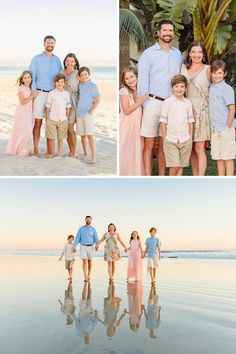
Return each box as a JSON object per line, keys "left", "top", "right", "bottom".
{"left": 58, "top": 280, "right": 161, "bottom": 343}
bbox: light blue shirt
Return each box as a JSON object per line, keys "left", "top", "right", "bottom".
{"left": 77, "top": 80, "right": 100, "bottom": 117}
{"left": 138, "top": 43, "right": 183, "bottom": 103}
{"left": 29, "top": 52, "right": 62, "bottom": 91}
{"left": 209, "top": 80, "right": 235, "bottom": 132}
{"left": 145, "top": 237, "right": 161, "bottom": 258}
{"left": 73, "top": 226, "right": 98, "bottom": 247}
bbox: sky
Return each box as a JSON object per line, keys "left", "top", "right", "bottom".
{"left": 0, "top": 178, "right": 235, "bottom": 250}
{"left": 0, "top": 0, "right": 117, "bottom": 66}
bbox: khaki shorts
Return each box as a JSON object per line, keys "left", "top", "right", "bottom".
{"left": 80, "top": 245, "right": 94, "bottom": 260}
{"left": 46, "top": 119, "right": 68, "bottom": 140}
{"left": 148, "top": 258, "right": 158, "bottom": 269}
{"left": 211, "top": 127, "right": 236, "bottom": 160}
{"left": 34, "top": 91, "right": 49, "bottom": 119}
{"left": 65, "top": 259, "right": 75, "bottom": 270}
{"left": 164, "top": 138, "right": 192, "bottom": 167}
{"left": 76, "top": 114, "right": 94, "bottom": 136}
{"left": 140, "top": 98, "right": 163, "bottom": 138}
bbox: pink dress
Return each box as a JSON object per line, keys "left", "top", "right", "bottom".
{"left": 127, "top": 239, "right": 143, "bottom": 281}
{"left": 127, "top": 282, "right": 143, "bottom": 328}
{"left": 119, "top": 87, "right": 144, "bottom": 176}
{"left": 7, "top": 85, "right": 33, "bottom": 156}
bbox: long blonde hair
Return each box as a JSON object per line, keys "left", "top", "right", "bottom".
{"left": 16, "top": 70, "right": 32, "bottom": 88}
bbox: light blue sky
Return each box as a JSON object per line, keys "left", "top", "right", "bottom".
{"left": 0, "top": 178, "right": 235, "bottom": 250}
{"left": 0, "top": 0, "right": 117, "bottom": 66}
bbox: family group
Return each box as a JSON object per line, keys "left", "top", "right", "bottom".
{"left": 58, "top": 281, "right": 161, "bottom": 342}
{"left": 59, "top": 216, "right": 161, "bottom": 284}
{"left": 7, "top": 35, "right": 100, "bottom": 163}
{"left": 119, "top": 20, "right": 236, "bottom": 176}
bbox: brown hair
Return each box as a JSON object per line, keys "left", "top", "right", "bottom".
{"left": 120, "top": 66, "right": 137, "bottom": 95}
{"left": 67, "top": 235, "right": 74, "bottom": 241}
{"left": 54, "top": 73, "right": 66, "bottom": 83}
{"left": 171, "top": 74, "right": 188, "bottom": 88}
{"left": 78, "top": 67, "right": 90, "bottom": 76}
{"left": 158, "top": 19, "right": 175, "bottom": 31}
{"left": 149, "top": 227, "right": 157, "bottom": 233}
{"left": 185, "top": 41, "right": 208, "bottom": 69}
{"left": 63, "top": 53, "right": 80, "bottom": 70}
{"left": 108, "top": 223, "right": 116, "bottom": 232}
{"left": 210, "top": 60, "right": 227, "bottom": 74}
{"left": 44, "top": 35, "right": 56, "bottom": 43}
{"left": 16, "top": 70, "right": 33, "bottom": 88}
{"left": 129, "top": 230, "right": 140, "bottom": 243}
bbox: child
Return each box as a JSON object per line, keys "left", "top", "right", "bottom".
{"left": 143, "top": 227, "right": 161, "bottom": 284}
{"left": 59, "top": 235, "right": 75, "bottom": 281}
{"left": 45, "top": 73, "right": 71, "bottom": 157}
{"left": 76, "top": 67, "right": 100, "bottom": 164}
{"left": 209, "top": 60, "right": 236, "bottom": 176}
{"left": 124, "top": 282, "right": 143, "bottom": 332}
{"left": 119, "top": 66, "right": 148, "bottom": 175}
{"left": 7, "top": 70, "right": 37, "bottom": 156}
{"left": 58, "top": 282, "right": 76, "bottom": 325}
{"left": 160, "top": 74, "right": 194, "bottom": 176}
{"left": 143, "top": 286, "right": 161, "bottom": 338}
{"left": 127, "top": 231, "right": 143, "bottom": 282}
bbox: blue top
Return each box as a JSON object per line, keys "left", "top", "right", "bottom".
{"left": 73, "top": 226, "right": 98, "bottom": 247}
{"left": 77, "top": 80, "right": 100, "bottom": 116}
{"left": 29, "top": 52, "right": 62, "bottom": 91}
{"left": 138, "top": 43, "right": 183, "bottom": 104}
{"left": 145, "top": 237, "right": 161, "bottom": 258}
{"left": 209, "top": 80, "right": 235, "bottom": 132}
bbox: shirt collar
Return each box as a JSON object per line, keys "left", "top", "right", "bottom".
{"left": 171, "top": 94, "right": 186, "bottom": 102}
{"left": 212, "top": 79, "right": 225, "bottom": 88}
{"left": 154, "top": 42, "right": 176, "bottom": 51}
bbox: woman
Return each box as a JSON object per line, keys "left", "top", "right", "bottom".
{"left": 95, "top": 223, "right": 127, "bottom": 282}
{"left": 61, "top": 53, "right": 79, "bottom": 157}
{"left": 181, "top": 41, "right": 211, "bottom": 175}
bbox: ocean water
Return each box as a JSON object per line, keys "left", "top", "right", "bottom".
{"left": 0, "top": 66, "right": 116, "bottom": 82}
{"left": 0, "top": 249, "right": 235, "bottom": 259}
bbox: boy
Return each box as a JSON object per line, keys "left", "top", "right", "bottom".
{"left": 160, "top": 74, "right": 194, "bottom": 176}
{"left": 59, "top": 235, "right": 75, "bottom": 281}
{"left": 76, "top": 67, "right": 100, "bottom": 164}
{"left": 143, "top": 227, "right": 161, "bottom": 284}
{"left": 45, "top": 73, "right": 71, "bottom": 157}
{"left": 209, "top": 60, "right": 236, "bottom": 176}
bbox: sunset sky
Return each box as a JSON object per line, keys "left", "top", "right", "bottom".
{"left": 0, "top": 178, "right": 235, "bottom": 250}
{"left": 0, "top": 0, "right": 117, "bottom": 66}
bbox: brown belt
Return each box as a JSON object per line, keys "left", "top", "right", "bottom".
{"left": 149, "top": 94, "right": 165, "bottom": 101}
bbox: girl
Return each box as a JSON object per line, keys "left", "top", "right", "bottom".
{"left": 127, "top": 231, "right": 143, "bottom": 282}
{"left": 119, "top": 66, "right": 148, "bottom": 176}
{"left": 7, "top": 70, "right": 37, "bottom": 156}
{"left": 95, "top": 223, "right": 127, "bottom": 283}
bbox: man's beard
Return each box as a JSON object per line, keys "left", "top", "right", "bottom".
{"left": 160, "top": 35, "right": 172, "bottom": 43}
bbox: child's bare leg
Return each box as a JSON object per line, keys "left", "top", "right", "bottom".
{"left": 81, "top": 136, "right": 88, "bottom": 158}
{"left": 225, "top": 160, "right": 234, "bottom": 176}
{"left": 88, "top": 259, "right": 92, "bottom": 280}
{"left": 57, "top": 139, "right": 63, "bottom": 156}
{"left": 169, "top": 167, "right": 178, "bottom": 176}
{"left": 82, "top": 259, "right": 88, "bottom": 281}
{"left": 176, "top": 167, "right": 183, "bottom": 176}
{"left": 149, "top": 268, "right": 153, "bottom": 282}
{"left": 112, "top": 261, "right": 115, "bottom": 277}
{"left": 108, "top": 261, "right": 113, "bottom": 280}
{"left": 153, "top": 268, "right": 156, "bottom": 282}
{"left": 217, "top": 160, "right": 225, "bottom": 176}
{"left": 68, "top": 267, "right": 73, "bottom": 279}
{"left": 87, "top": 135, "right": 96, "bottom": 161}
{"left": 47, "top": 139, "right": 55, "bottom": 156}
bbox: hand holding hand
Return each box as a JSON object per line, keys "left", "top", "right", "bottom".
{"left": 139, "top": 94, "right": 149, "bottom": 104}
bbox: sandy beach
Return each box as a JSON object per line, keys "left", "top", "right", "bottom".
{"left": 0, "top": 76, "right": 117, "bottom": 176}
{"left": 0, "top": 256, "right": 235, "bottom": 354}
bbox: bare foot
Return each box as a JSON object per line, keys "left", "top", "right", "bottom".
{"left": 46, "top": 154, "right": 54, "bottom": 158}
{"left": 89, "top": 157, "right": 97, "bottom": 164}
{"left": 84, "top": 155, "right": 89, "bottom": 162}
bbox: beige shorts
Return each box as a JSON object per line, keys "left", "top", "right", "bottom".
{"left": 76, "top": 114, "right": 94, "bottom": 136}
{"left": 46, "top": 119, "right": 68, "bottom": 140}
{"left": 163, "top": 138, "right": 192, "bottom": 167}
{"left": 148, "top": 258, "right": 158, "bottom": 269}
{"left": 34, "top": 91, "right": 49, "bottom": 119}
{"left": 65, "top": 259, "right": 75, "bottom": 270}
{"left": 80, "top": 245, "right": 94, "bottom": 259}
{"left": 211, "top": 127, "right": 236, "bottom": 160}
{"left": 140, "top": 98, "right": 163, "bottom": 138}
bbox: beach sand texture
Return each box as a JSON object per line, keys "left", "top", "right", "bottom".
{"left": 0, "top": 256, "right": 235, "bottom": 354}
{"left": 0, "top": 76, "right": 117, "bottom": 176}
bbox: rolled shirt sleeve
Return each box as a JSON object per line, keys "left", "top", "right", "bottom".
{"left": 159, "top": 100, "right": 169, "bottom": 124}
{"left": 29, "top": 57, "right": 38, "bottom": 91}
{"left": 138, "top": 51, "right": 150, "bottom": 98}
{"left": 187, "top": 101, "right": 194, "bottom": 123}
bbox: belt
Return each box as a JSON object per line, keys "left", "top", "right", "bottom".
{"left": 82, "top": 244, "right": 93, "bottom": 246}
{"left": 149, "top": 94, "right": 165, "bottom": 101}
{"left": 36, "top": 88, "right": 51, "bottom": 93}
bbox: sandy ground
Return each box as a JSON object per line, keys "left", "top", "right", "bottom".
{"left": 0, "top": 76, "right": 117, "bottom": 176}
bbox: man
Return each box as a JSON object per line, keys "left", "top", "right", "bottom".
{"left": 138, "top": 20, "right": 183, "bottom": 175}
{"left": 29, "top": 35, "right": 62, "bottom": 156}
{"left": 72, "top": 216, "right": 98, "bottom": 282}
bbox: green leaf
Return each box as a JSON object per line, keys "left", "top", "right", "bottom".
{"left": 214, "top": 22, "right": 232, "bottom": 55}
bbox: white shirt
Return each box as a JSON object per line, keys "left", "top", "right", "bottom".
{"left": 63, "top": 243, "right": 75, "bottom": 261}
{"left": 159, "top": 95, "right": 194, "bottom": 143}
{"left": 46, "top": 88, "right": 71, "bottom": 121}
